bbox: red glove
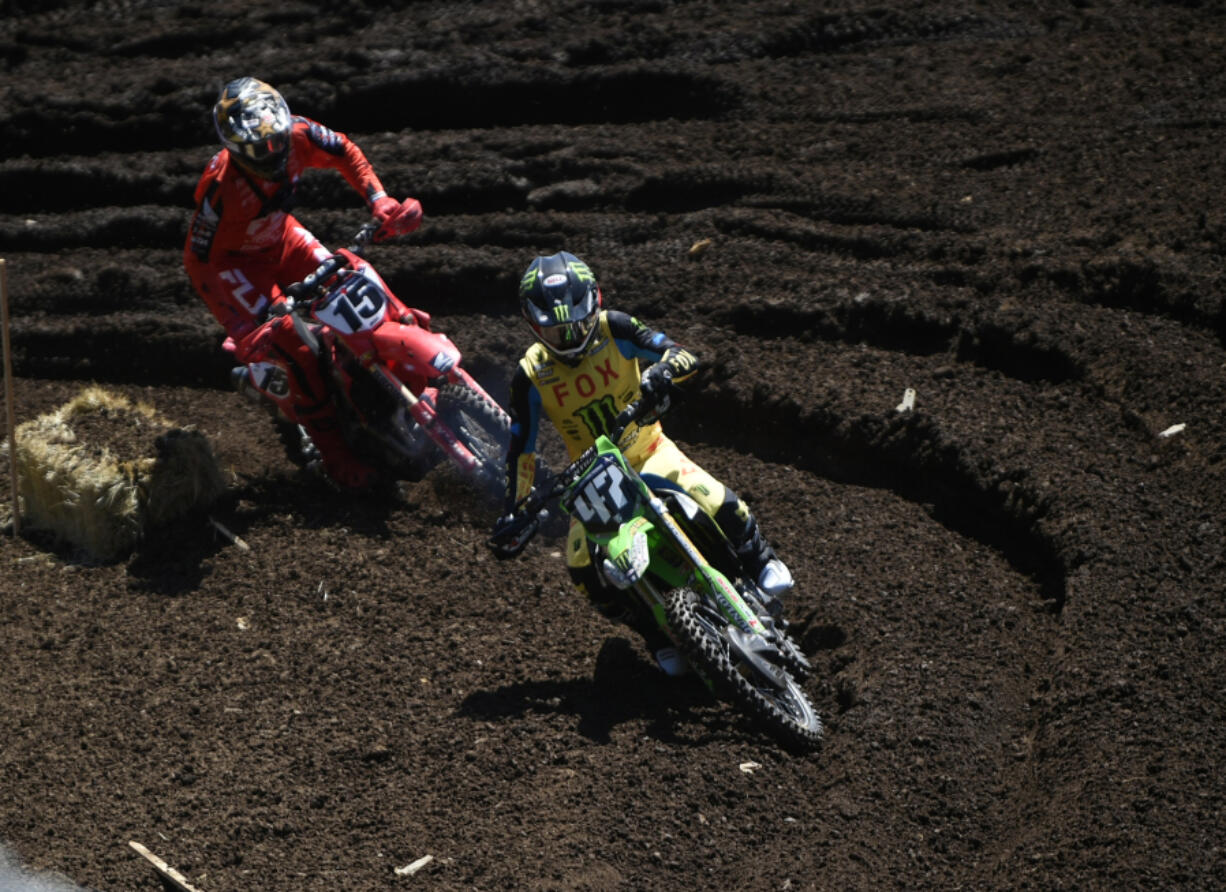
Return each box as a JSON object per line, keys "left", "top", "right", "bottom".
{"left": 371, "top": 196, "right": 423, "bottom": 240}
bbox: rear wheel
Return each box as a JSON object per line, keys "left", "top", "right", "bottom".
{"left": 666, "top": 587, "right": 822, "bottom": 752}
{"left": 435, "top": 383, "right": 511, "bottom": 498}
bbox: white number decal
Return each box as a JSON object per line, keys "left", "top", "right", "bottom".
{"left": 570, "top": 460, "right": 634, "bottom": 527}
{"left": 314, "top": 272, "right": 388, "bottom": 334}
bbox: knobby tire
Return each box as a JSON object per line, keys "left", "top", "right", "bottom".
{"left": 435, "top": 383, "right": 511, "bottom": 498}
{"left": 666, "top": 587, "right": 823, "bottom": 752}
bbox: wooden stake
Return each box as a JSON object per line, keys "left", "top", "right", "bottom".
{"left": 209, "top": 516, "right": 251, "bottom": 552}
{"left": 128, "top": 841, "right": 205, "bottom": 892}
{"left": 1, "top": 258, "right": 18, "bottom": 536}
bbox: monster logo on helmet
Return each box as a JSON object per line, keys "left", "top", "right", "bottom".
{"left": 214, "top": 77, "right": 293, "bottom": 179}
{"left": 519, "top": 252, "right": 602, "bottom": 364}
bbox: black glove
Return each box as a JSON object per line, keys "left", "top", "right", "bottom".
{"left": 488, "top": 511, "right": 540, "bottom": 560}
{"left": 639, "top": 362, "right": 674, "bottom": 406}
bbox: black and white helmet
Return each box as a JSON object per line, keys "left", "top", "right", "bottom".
{"left": 518, "top": 252, "right": 602, "bottom": 362}
{"left": 213, "top": 77, "right": 292, "bottom": 178}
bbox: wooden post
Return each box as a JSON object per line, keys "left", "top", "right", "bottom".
{"left": 1, "top": 258, "right": 18, "bottom": 536}
{"left": 129, "top": 841, "right": 205, "bottom": 892}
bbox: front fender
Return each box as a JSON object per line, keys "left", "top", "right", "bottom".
{"left": 371, "top": 322, "right": 462, "bottom": 381}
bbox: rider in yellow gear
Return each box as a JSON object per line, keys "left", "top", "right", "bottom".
{"left": 500, "top": 251, "right": 793, "bottom": 675}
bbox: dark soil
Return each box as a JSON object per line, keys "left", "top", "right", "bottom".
{"left": 2, "top": 1, "right": 1225, "bottom": 889}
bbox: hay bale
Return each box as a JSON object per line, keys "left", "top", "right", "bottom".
{"left": 4, "top": 386, "right": 226, "bottom": 560}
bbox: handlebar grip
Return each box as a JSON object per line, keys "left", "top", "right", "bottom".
{"left": 610, "top": 397, "right": 653, "bottom": 438}
{"left": 612, "top": 404, "right": 640, "bottom": 432}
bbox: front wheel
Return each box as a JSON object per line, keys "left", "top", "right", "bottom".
{"left": 741, "top": 586, "right": 813, "bottom": 682}
{"left": 434, "top": 383, "right": 511, "bottom": 498}
{"left": 770, "top": 624, "right": 813, "bottom": 682}
{"left": 666, "top": 587, "right": 822, "bottom": 752}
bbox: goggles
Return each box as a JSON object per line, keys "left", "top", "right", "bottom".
{"left": 536, "top": 313, "right": 597, "bottom": 357}
{"left": 239, "top": 131, "right": 288, "bottom": 164}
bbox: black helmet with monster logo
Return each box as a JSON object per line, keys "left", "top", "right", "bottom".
{"left": 519, "top": 252, "right": 603, "bottom": 364}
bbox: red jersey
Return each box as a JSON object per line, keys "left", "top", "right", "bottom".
{"left": 185, "top": 115, "right": 387, "bottom": 263}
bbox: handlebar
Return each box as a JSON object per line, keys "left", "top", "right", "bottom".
{"left": 538, "top": 397, "right": 654, "bottom": 504}
{"left": 487, "top": 397, "right": 661, "bottom": 558}
{"left": 282, "top": 223, "right": 380, "bottom": 307}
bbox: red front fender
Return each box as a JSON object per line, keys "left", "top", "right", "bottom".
{"left": 370, "top": 321, "right": 462, "bottom": 391}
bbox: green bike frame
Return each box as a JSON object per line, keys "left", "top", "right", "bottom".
{"left": 563, "top": 435, "right": 767, "bottom": 639}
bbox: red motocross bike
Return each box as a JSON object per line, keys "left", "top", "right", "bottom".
{"left": 229, "top": 222, "right": 510, "bottom": 497}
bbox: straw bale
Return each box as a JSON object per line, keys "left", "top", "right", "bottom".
{"left": 3, "top": 386, "right": 226, "bottom": 560}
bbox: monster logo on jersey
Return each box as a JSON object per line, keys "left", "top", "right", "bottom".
{"left": 573, "top": 394, "right": 622, "bottom": 440}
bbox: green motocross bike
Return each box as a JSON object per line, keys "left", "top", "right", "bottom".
{"left": 489, "top": 398, "right": 822, "bottom": 752}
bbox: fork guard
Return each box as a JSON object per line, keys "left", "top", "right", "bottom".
{"left": 690, "top": 564, "right": 765, "bottom": 636}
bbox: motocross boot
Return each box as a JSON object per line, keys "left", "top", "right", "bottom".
{"left": 652, "top": 646, "right": 690, "bottom": 678}
{"left": 727, "top": 510, "right": 793, "bottom": 620}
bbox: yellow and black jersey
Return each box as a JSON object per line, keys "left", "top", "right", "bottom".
{"left": 505, "top": 309, "right": 697, "bottom": 507}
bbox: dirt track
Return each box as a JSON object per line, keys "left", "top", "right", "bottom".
{"left": 2, "top": 1, "right": 1226, "bottom": 889}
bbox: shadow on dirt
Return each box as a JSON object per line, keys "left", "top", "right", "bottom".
{"left": 124, "top": 509, "right": 235, "bottom": 595}
{"left": 459, "top": 636, "right": 755, "bottom": 747}
{"left": 123, "top": 478, "right": 409, "bottom": 596}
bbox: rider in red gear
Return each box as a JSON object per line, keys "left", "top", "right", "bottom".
{"left": 183, "top": 77, "right": 423, "bottom": 490}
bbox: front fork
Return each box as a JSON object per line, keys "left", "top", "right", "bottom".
{"left": 647, "top": 496, "right": 767, "bottom": 637}
{"left": 367, "top": 363, "right": 481, "bottom": 473}
{"left": 635, "top": 517, "right": 792, "bottom": 692}
{"left": 604, "top": 498, "right": 767, "bottom": 640}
